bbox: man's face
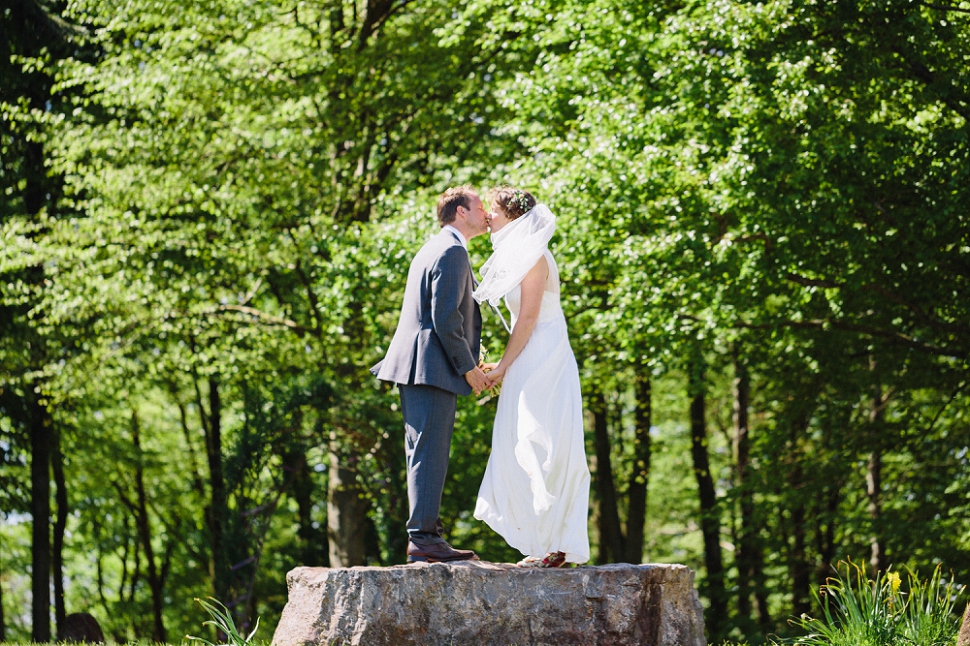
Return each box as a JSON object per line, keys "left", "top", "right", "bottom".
{"left": 461, "top": 194, "right": 489, "bottom": 235}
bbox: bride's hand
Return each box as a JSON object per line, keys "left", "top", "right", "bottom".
{"left": 487, "top": 365, "right": 507, "bottom": 386}
{"left": 481, "top": 362, "right": 499, "bottom": 372}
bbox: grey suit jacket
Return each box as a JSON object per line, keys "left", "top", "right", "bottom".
{"left": 371, "top": 229, "right": 482, "bottom": 396}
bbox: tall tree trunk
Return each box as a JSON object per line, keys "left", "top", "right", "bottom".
{"left": 688, "top": 356, "right": 728, "bottom": 638}
{"left": 330, "top": 0, "right": 345, "bottom": 40}
{"left": 589, "top": 390, "right": 625, "bottom": 563}
{"left": 118, "top": 514, "right": 131, "bottom": 601}
{"left": 733, "top": 349, "right": 758, "bottom": 628}
{"left": 130, "top": 412, "right": 167, "bottom": 642}
{"left": 286, "top": 440, "right": 330, "bottom": 565}
{"left": 814, "top": 485, "right": 840, "bottom": 590}
{"left": 789, "top": 484, "right": 811, "bottom": 618}
{"left": 867, "top": 362, "right": 887, "bottom": 574}
{"left": 175, "top": 398, "right": 206, "bottom": 499}
{"left": 327, "top": 443, "right": 367, "bottom": 566}
{"left": 1, "top": 565, "right": 6, "bottom": 642}
{"left": 52, "top": 429, "right": 68, "bottom": 638}
{"left": 288, "top": 450, "right": 323, "bottom": 565}
{"left": 95, "top": 518, "right": 109, "bottom": 610}
{"left": 785, "top": 403, "right": 813, "bottom": 618}
{"left": 753, "top": 541, "right": 771, "bottom": 635}
{"left": 866, "top": 448, "right": 884, "bottom": 572}
{"left": 624, "top": 368, "right": 651, "bottom": 564}
{"left": 30, "top": 394, "right": 52, "bottom": 643}
{"left": 198, "top": 376, "right": 228, "bottom": 602}
{"left": 18, "top": 0, "right": 58, "bottom": 628}
{"left": 383, "top": 423, "right": 407, "bottom": 565}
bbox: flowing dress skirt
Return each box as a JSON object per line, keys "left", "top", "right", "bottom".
{"left": 474, "top": 311, "right": 591, "bottom": 564}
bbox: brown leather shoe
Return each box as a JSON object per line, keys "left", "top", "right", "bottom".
{"left": 407, "top": 541, "right": 479, "bottom": 563}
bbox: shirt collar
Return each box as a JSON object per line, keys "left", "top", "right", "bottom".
{"left": 442, "top": 225, "right": 467, "bottom": 250}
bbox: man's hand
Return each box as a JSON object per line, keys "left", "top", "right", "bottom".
{"left": 464, "top": 366, "right": 491, "bottom": 395}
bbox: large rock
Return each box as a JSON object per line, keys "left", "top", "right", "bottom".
{"left": 958, "top": 602, "right": 970, "bottom": 646}
{"left": 61, "top": 613, "right": 105, "bottom": 643}
{"left": 271, "top": 561, "right": 707, "bottom": 646}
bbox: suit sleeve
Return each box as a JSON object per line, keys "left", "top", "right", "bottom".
{"left": 430, "top": 246, "right": 477, "bottom": 376}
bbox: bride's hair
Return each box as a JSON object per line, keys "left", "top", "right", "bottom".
{"left": 488, "top": 186, "right": 536, "bottom": 221}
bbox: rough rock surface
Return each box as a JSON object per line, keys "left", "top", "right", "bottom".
{"left": 271, "top": 561, "right": 707, "bottom": 646}
{"left": 958, "top": 602, "right": 970, "bottom": 646}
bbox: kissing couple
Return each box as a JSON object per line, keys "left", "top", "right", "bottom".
{"left": 371, "top": 186, "right": 590, "bottom": 568}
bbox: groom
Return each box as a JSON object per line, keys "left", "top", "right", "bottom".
{"left": 371, "top": 186, "right": 491, "bottom": 563}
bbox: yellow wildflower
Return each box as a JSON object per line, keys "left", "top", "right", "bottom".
{"left": 887, "top": 571, "right": 901, "bottom": 596}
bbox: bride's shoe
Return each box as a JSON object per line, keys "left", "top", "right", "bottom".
{"left": 538, "top": 551, "right": 567, "bottom": 568}
{"left": 515, "top": 555, "right": 544, "bottom": 567}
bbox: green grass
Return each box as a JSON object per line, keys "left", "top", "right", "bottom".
{"left": 781, "top": 561, "right": 962, "bottom": 646}
{"left": 720, "top": 561, "right": 964, "bottom": 646}
{"left": 185, "top": 598, "right": 262, "bottom": 646}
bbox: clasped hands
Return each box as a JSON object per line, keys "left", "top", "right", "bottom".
{"left": 465, "top": 362, "right": 504, "bottom": 396}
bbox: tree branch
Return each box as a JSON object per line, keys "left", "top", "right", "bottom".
{"left": 784, "top": 272, "right": 839, "bottom": 289}
{"left": 921, "top": 1, "right": 970, "bottom": 13}
{"left": 891, "top": 45, "right": 970, "bottom": 121}
{"left": 289, "top": 256, "right": 325, "bottom": 336}
{"left": 926, "top": 380, "right": 968, "bottom": 436}
{"left": 357, "top": 0, "right": 417, "bottom": 51}
{"left": 204, "top": 305, "right": 312, "bottom": 336}
{"left": 735, "top": 233, "right": 774, "bottom": 252}
{"left": 784, "top": 271, "right": 970, "bottom": 337}
{"left": 734, "top": 317, "right": 962, "bottom": 358}
{"left": 860, "top": 283, "right": 970, "bottom": 336}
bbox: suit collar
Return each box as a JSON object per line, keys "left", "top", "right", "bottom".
{"left": 441, "top": 225, "right": 467, "bottom": 250}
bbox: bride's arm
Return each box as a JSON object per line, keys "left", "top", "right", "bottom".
{"left": 487, "top": 255, "right": 548, "bottom": 385}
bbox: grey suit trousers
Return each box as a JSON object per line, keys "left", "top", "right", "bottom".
{"left": 399, "top": 383, "right": 457, "bottom": 545}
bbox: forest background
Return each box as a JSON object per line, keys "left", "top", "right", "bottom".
{"left": 1, "top": 0, "right": 969, "bottom": 643}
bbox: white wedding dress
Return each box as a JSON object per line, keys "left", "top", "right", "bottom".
{"left": 473, "top": 249, "right": 591, "bottom": 564}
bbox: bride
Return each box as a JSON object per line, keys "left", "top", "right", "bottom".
{"left": 472, "top": 186, "right": 591, "bottom": 568}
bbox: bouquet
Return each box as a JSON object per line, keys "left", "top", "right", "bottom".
{"left": 477, "top": 346, "right": 501, "bottom": 403}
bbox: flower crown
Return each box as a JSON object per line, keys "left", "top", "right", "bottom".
{"left": 510, "top": 190, "right": 532, "bottom": 214}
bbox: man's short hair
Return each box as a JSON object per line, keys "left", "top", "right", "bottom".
{"left": 437, "top": 186, "right": 477, "bottom": 226}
